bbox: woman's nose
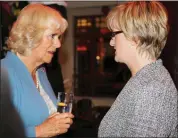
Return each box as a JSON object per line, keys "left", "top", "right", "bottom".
{"left": 53, "top": 39, "right": 61, "bottom": 48}
{"left": 110, "top": 38, "right": 115, "bottom": 47}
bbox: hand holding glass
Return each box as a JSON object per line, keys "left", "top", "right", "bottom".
{"left": 57, "top": 92, "right": 74, "bottom": 113}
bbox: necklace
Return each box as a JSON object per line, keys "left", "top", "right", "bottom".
{"left": 35, "top": 72, "right": 39, "bottom": 90}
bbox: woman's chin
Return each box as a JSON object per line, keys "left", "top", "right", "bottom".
{"left": 44, "top": 58, "right": 52, "bottom": 64}
{"left": 114, "top": 56, "right": 120, "bottom": 63}
{"left": 115, "top": 56, "right": 123, "bottom": 63}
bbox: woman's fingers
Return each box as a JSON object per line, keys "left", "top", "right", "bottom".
{"left": 57, "top": 128, "right": 68, "bottom": 135}
{"left": 48, "top": 112, "right": 60, "bottom": 118}
{"left": 56, "top": 112, "right": 74, "bottom": 119}
{"left": 36, "top": 112, "right": 74, "bottom": 137}
{"left": 57, "top": 123, "right": 70, "bottom": 129}
{"left": 49, "top": 112, "right": 74, "bottom": 121}
{"left": 56, "top": 117, "right": 73, "bottom": 125}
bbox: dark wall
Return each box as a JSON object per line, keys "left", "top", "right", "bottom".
{"left": 160, "top": 1, "right": 178, "bottom": 89}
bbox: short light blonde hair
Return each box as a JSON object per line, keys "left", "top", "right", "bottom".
{"left": 7, "top": 4, "right": 68, "bottom": 56}
{"left": 107, "top": 1, "right": 169, "bottom": 59}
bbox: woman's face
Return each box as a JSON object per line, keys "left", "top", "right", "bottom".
{"left": 110, "top": 29, "right": 135, "bottom": 63}
{"left": 32, "top": 29, "right": 62, "bottom": 64}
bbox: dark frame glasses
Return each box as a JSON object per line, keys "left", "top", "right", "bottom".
{"left": 111, "top": 31, "right": 123, "bottom": 38}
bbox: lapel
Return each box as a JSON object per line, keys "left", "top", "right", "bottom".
{"left": 5, "top": 52, "right": 49, "bottom": 114}
{"left": 6, "top": 52, "right": 34, "bottom": 87}
{"left": 37, "top": 67, "right": 57, "bottom": 106}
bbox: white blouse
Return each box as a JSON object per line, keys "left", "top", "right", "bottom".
{"left": 36, "top": 71, "right": 57, "bottom": 115}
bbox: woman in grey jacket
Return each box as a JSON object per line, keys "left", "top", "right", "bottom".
{"left": 98, "top": 1, "right": 177, "bottom": 137}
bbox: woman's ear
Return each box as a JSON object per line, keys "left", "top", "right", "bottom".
{"left": 128, "top": 40, "right": 136, "bottom": 48}
{"left": 130, "top": 39, "right": 139, "bottom": 48}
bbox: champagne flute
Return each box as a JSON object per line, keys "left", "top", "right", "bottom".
{"left": 57, "top": 92, "right": 74, "bottom": 113}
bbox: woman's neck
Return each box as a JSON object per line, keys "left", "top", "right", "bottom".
{"left": 16, "top": 53, "right": 40, "bottom": 75}
{"left": 126, "top": 55, "right": 156, "bottom": 77}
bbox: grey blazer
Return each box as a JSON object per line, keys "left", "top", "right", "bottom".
{"left": 98, "top": 60, "right": 178, "bottom": 137}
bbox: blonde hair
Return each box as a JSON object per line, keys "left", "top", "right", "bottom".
{"left": 7, "top": 4, "right": 68, "bottom": 56}
{"left": 107, "top": 1, "right": 169, "bottom": 59}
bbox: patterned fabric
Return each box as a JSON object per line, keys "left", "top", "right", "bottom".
{"left": 98, "top": 59, "right": 178, "bottom": 137}
{"left": 36, "top": 71, "right": 57, "bottom": 115}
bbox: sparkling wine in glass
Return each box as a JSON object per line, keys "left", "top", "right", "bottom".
{"left": 57, "top": 92, "right": 74, "bottom": 113}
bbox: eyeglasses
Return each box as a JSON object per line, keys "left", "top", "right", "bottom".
{"left": 111, "top": 31, "right": 123, "bottom": 38}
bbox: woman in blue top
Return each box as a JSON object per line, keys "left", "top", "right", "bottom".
{"left": 1, "top": 4, "right": 74, "bottom": 137}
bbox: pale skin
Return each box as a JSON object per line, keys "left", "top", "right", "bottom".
{"left": 17, "top": 28, "right": 74, "bottom": 137}
{"left": 36, "top": 112, "right": 74, "bottom": 137}
{"left": 110, "top": 29, "right": 156, "bottom": 77}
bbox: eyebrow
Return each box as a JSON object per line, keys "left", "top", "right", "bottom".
{"left": 52, "top": 33, "right": 59, "bottom": 36}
